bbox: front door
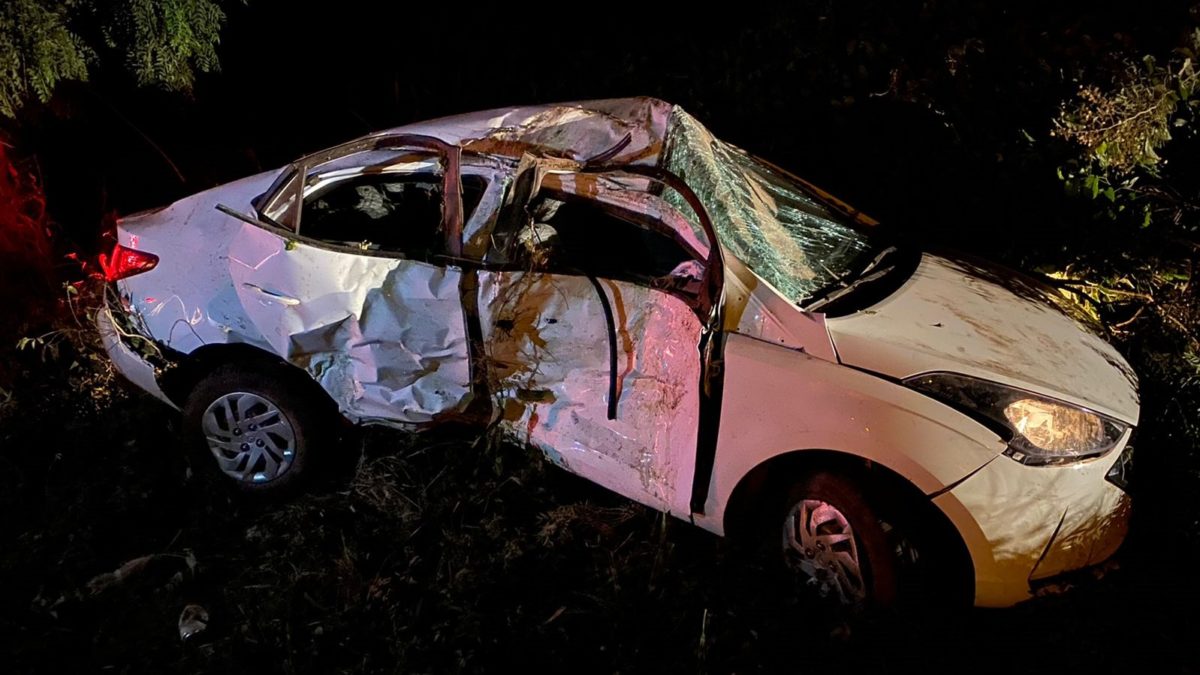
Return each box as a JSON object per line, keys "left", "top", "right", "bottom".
{"left": 477, "top": 175, "right": 713, "bottom": 515}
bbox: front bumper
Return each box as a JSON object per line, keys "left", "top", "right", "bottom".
{"left": 933, "top": 430, "right": 1133, "bottom": 607}
{"left": 96, "top": 301, "right": 177, "bottom": 409}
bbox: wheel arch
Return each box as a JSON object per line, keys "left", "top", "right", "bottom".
{"left": 723, "top": 447, "right": 975, "bottom": 605}
{"left": 158, "top": 342, "right": 331, "bottom": 411}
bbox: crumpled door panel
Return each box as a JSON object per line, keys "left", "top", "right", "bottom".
{"left": 227, "top": 224, "right": 472, "bottom": 425}
{"left": 479, "top": 270, "right": 702, "bottom": 515}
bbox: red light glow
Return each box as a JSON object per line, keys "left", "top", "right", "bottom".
{"left": 100, "top": 243, "right": 159, "bottom": 282}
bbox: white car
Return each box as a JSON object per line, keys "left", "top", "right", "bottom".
{"left": 98, "top": 97, "right": 1138, "bottom": 609}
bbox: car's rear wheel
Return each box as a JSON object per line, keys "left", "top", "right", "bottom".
{"left": 777, "top": 471, "right": 899, "bottom": 608}
{"left": 183, "top": 363, "right": 334, "bottom": 494}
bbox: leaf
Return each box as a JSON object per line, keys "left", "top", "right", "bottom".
{"left": 1056, "top": 166, "right": 1065, "bottom": 180}
{"left": 1144, "top": 142, "right": 1161, "bottom": 163}
{"left": 1104, "top": 187, "right": 1116, "bottom": 202}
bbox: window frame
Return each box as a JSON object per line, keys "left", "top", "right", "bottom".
{"left": 486, "top": 166, "right": 724, "bottom": 319}
{"left": 516, "top": 187, "right": 706, "bottom": 283}
{"left": 296, "top": 164, "right": 491, "bottom": 261}
{"left": 253, "top": 134, "right": 468, "bottom": 261}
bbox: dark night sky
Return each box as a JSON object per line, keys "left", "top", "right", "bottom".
{"left": 14, "top": 1, "right": 1196, "bottom": 265}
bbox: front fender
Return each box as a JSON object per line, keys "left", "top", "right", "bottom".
{"left": 695, "top": 333, "right": 1006, "bottom": 534}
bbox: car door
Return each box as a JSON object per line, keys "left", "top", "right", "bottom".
{"left": 225, "top": 152, "right": 488, "bottom": 426}
{"left": 474, "top": 172, "right": 716, "bottom": 515}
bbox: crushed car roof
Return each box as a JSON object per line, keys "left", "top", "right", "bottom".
{"left": 374, "top": 97, "right": 674, "bottom": 166}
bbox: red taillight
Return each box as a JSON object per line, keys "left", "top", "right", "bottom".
{"left": 100, "top": 243, "right": 159, "bottom": 282}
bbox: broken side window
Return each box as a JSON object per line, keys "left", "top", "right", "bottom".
{"left": 299, "top": 173, "right": 486, "bottom": 259}
{"left": 515, "top": 195, "right": 701, "bottom": 293}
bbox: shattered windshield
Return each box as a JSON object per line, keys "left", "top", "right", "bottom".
{"left": 662, "top": 108, "right": 876, "bottom": 305}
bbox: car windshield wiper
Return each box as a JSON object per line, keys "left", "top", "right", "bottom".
{"left": 801, "top": 245, "right": 900, "bottom": 312}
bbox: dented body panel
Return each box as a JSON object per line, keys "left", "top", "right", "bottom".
{"left": 934, "top": 431, "right": 1132, "bottom": 607}
{"left": 227, "top": 231, "right": 472, "bottom": 424}
{"left": 479, "top": 272, "right": 702, "bottom": 515}
{"left": 102, "top": 97, "right": 1139, "bottom": 609}
{"left": 722, "top": 254, "right": 837, "bottom": 361}
{"left": 118, "top": 169, "right": 281, "bottom": 352}
{"left": 386, "top": 97, "right": 673, "bottom": 167}
{"left": 96, "top": 308, "right": 176, "bottom": 408}
{"left": 118, "top": 174, "right": 476, "bottom": 425}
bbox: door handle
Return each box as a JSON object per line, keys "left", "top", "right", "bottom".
{"left": 242, "top": 282, "right": 300, "bottom": 306}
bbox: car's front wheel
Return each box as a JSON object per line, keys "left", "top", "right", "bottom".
{"left": 183, "top": 363, "right": 334, "bottom": 494}
{"left": 778, "top": 471, "right": 899, "bottom": 608}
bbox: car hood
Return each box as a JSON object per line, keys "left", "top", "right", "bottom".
{"left": 825, "top": 253, "right": 1140, "bottom": 425}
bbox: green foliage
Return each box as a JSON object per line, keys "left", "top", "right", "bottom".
{"left": 1051, "top": 27, "right": 1200, "bottom": 367}
{"left": 0, "top": 0, "right": 233, "bottom": 118}
{"left": 0, "top": 1, "right": 92, "bottom": 118}
{"left": 1054, "top": 30, "right": 1200, "bottom": 233}
{"left": 104, "top": 0, "right": 228, "bottom": 92}
{"left": 1048, "top": 28, "right": 1200, "bottom": 389}
{"left": 15, "top": 330, "right": 68, "bottom": 363}
{"left": 1054, "top": 46, "right": 1199, "bottom": 174}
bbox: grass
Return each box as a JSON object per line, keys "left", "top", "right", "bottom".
{"left": 0, "top": 332, "right": 1198, "bottom": 674}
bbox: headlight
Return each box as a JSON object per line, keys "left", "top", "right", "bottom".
{"left": 905, "top": 372, "right": 1127, "bottom": 466}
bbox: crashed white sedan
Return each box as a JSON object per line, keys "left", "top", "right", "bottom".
{"left": 98, "top": 98, "right": 1138, "bottom": 608}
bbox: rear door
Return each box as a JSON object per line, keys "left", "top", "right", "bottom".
{"left": 225, "top": 152, "right": 491, "bottom": 425}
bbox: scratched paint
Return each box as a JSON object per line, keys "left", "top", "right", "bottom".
{"left": 827, "top": 254, "right": 1140, "bottom": 424}
{"left": 478, "top": 271, "right": 702, "bottom": 515}
{"left": 935, "top": 432, "right": 1133, "bottom": 605}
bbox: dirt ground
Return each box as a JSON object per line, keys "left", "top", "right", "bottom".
{"left": 1, "top": 341, "right": 1197, "bottom": 675}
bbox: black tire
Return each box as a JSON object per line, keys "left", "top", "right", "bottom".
{"left": 183, "top": 361, "right": 337, "bottom": 495}
{"left": 776, "top": 471, "right": 899, "bottom": 609}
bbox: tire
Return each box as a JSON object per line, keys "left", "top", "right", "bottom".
{"left": 776, "top": 471, "right": 899, "bottom": 609}
{"left": 183, "top": 362, "right": 336, "bottom": 495}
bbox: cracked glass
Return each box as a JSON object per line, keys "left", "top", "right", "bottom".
{"left": 662, "top": 108, "right": 876, "bottom": 305}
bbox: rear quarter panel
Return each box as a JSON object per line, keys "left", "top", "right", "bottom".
{"left": 118, "top": 170, "right": 283, "bottom": 354}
